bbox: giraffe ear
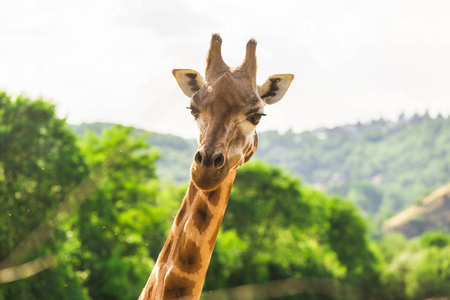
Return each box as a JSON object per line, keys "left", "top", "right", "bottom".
{"left": 172, "top": 69, "right": 204, "bottom": 98}
{"left": 258, "top": 74, "right": 294, "bottom": 105}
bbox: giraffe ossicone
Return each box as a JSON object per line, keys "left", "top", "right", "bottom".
{"left": 139, "top": 33, "right": 294, "bottom": 300}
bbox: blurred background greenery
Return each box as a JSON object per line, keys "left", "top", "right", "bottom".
{"left": 1, "top": 92, "right": 450, "bottom": 299}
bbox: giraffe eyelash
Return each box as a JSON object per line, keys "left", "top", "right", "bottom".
{"left": 247, "top": 113, "right": 266, "bottom": 125}
{"left": 186, "top": 106, "right": 200, "bottom": 120}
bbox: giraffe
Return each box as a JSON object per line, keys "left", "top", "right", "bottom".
{"left": 139, "top": 33, "right": 294, "bottom": 300}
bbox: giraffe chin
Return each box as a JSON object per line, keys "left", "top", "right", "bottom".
{"left": 190, "top": 163, "right": 230, "bottom": 191}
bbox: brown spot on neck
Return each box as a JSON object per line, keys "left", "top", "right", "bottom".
{"left": 206, "top": 187, "right": 221, "bottom": 206}
{"left": 176, "top": 237, "right": 203, "bottom": 274}
{"left": 176, "top": 200, "right": 187, "bottom": 226}
{"left": 159, "top": 231, "right": 174, "bottom": 266}
{"left": 193, "top": 201, "right": 213, "bottom": 234}
{"left": 208, "top": 219, "right": 223, "bottom": 251}
{"left": 146, "top": 284, "right": 155, "bottom": 299}
{"left": 163, "top": 272, "right": 196, "bottom": 300}
{"left": 187, "top": 182, "right": 198, "bottom": 205}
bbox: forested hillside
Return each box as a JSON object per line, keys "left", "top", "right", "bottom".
{"left": 258, "top": 114, "right": 450, "bottom": 219}
{"left": 71, "top": 113, "right": 450, "bottom": 220}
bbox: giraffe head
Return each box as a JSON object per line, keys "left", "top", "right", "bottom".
{"left": 173, "top": 34, "right": 294, "bottom": 191}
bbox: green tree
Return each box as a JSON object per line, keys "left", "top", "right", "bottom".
{"left": 325, "top": 198, "right": 382, "bottom": 296}
{"left": 75, "top": 126, "right": 160, "bottom": 300}
{"left": 420, "top": 230, "right": 450, "bottom": 248}
{"left": 379, "top": 231, "right": 450, "bottom": 300}
{"left": 405, "top": 245, "right": 450, "bottom": 299}
{"left": 0, "top": 92, "right": 88, "bottom": 299}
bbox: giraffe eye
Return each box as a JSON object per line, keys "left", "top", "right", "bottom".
{"left": 247, "top": 113, "right": 266, "bottom": 125}
{"left": 187, "top": 106, "right": 200, "bottom": 120}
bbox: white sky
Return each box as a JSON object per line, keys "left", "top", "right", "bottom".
{"left": 1, "top": 0, "right": 450, "bottom": 138}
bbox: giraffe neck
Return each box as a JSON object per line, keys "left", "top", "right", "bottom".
{"left": 139, "top": 170, "right": 237, "bottom": 300}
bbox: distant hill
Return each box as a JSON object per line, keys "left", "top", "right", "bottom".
{"left": 257, "top": 113, "right": 450, "bottom": 218}
{"left": 383, "top": 183, "right": 450, "bottom": 238}
{"left": 70, "top": 113, "right": 450, "bottom": 219}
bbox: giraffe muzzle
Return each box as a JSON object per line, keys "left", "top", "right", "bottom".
{"left": 194, "top": 148, "right": 226, "bottom": 169}
{"left": 191, "top": 148, "right": 229, "bottom": 191}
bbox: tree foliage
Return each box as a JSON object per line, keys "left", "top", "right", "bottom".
{"left": 75, "top": 126, "right": 161, "bottom": 300}
{"left": 379, "top": 231, "right": 450, "bottom": 299}
{"left": 0, "top": 92, "right": 88, "bottom": 299}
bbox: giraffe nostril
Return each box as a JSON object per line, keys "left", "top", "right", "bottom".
{"left": 213, "top": 153, "right": 225, "bottom": 169}
{"left": 195, "top": 151, "right": 203, "bottom": 165}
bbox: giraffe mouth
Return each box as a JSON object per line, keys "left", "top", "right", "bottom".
{"left": 190, "top": 162, "right": 230, "bottom": 191}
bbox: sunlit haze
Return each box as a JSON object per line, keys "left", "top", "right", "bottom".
{"left": 1, "top": 0, "right": 450, "bottom": 138}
